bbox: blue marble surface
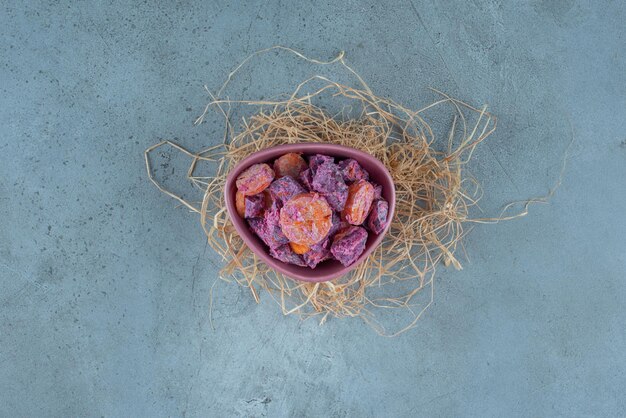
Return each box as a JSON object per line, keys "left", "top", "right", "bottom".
{"left": 1, "top": 1, "right": 625, "bottom": 416}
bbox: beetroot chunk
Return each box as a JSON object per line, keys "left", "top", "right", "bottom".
{"left": 326, "top": 211, "right": 342, "bottom": 240}
{"left": 309, "top": 154, "right": 334, "bottom": 173}
{"left": 247, "top": 205, "right": 289, "bottom": 249}
{"left": 311, "top": 161, "right": 349, "bottom": 211}
{"left": 244, "top": 193, "right": 265, "bottom": 218}
{"left": 338, "top": 158, "right": 369, "bottom": 183}
{"left": 268, "top": 176, "right": 306, "bottom": 205}
{"left": 298, "top": 168, "right": 314, "bottom": 191}
{"left": 367, "top": 199, "right": 389, "bottom": 234}
{"left": 270, "top": 244, "right": 306, "bottom": 267}
{"left": 303, "top": 239, "right": 331, "bottom": 269}
{"left": 322, "top": 191, "right": 348, "bottom": 213}
{"left": 372, "top": 183, "right": 383, "bottom": 200}
{"left": 330, "top": 226, "right": 368, "bottom": 267}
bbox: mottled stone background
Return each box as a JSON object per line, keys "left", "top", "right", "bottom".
{"left": 1, "top": 1, "right": 624, "bottom": 416}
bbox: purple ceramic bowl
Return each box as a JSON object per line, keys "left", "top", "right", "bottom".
{"left": 224, "top": 143, "right": 395, "bottom": 283}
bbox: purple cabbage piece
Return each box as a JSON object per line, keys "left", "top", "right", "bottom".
{"left": 268, "top": 176, "right": 306, "bottom": 205}
{"left": 298, "top": 168, "right": 314, "bottom": 191}
{"left": 338, "top": 158, "right": 369, "bottom": 183}
{"left": 244, "top": 194, "right": 265, "bottom": 218}
{"left": 311, "top": 161, "right": 348, "bottom": 211}
{"left": 247, "top": 205, "right": 289, "bottom": 249}
{"left": 308, "top": 154, "right": 334, "bottom": 173}
{"left": 304, "top": 239, "right": 331, "bottom": 269}
{"left": 270, "top": 244, "right": 306, "bottom": 267}
{"left": 367, "top": 199, "right": 389, "bottom": 234}
{"left": 330, "top": 226, "right": 368, "bottom": 267}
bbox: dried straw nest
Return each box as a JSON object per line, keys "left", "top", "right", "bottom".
{"left": 145, "top": 47, "right": 504, "bottom": 335}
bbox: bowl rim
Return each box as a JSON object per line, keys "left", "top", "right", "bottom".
{"left": 224, "top": 143, "right": 396, "bottom": 282}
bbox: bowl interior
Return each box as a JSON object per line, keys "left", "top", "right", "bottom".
{"left": 225, "top": 143, "right": 395, "bottom": 283}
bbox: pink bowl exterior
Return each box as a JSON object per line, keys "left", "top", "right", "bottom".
{"left": 224, "top": 143, "right": 396, "bottom": 283}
